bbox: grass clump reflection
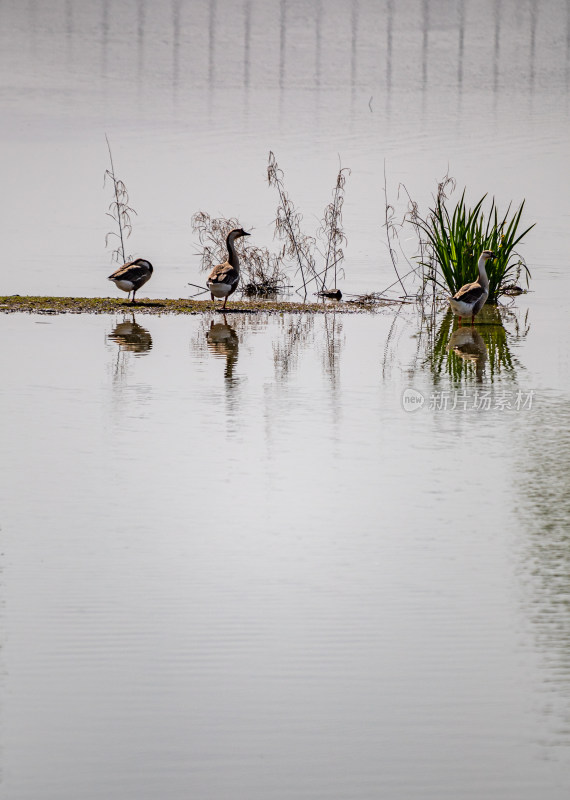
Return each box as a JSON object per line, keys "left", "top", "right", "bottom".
{"left": 426, "top": 307, "right": 529, "bottom": 383}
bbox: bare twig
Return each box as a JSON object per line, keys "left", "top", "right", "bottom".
{"left": 268, "top": 152, "right": 350, "bottom": 296}
{"left": 104, "top": 135, "right": 137, "bottom": 264}
{"left": 267, "top": 151, "right": 317, "bottom": 296}
{"left": 192, "top": 154, "right": 351, "bottom": 301}
{"left": 383, "top": 161, "right": 406, "bottom": 295}
{"left": 319, "top": 161, "right": 350, "bottom": 292}
{"left": 191, "top": 211, "right": 289, "bottom": 297}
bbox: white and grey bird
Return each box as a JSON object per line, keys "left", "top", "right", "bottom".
{"left": 108, "top": 258, "right": 154, "bottom": 303}
{"left": 449, "top": 250, "right": 495, "bottom": 325}
{"left": 206, "top": 228, "right": 250, "bottom": 310}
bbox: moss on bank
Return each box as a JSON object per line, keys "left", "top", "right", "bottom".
{"left": 0, "top": 295, "right": 377, "bottom": 315}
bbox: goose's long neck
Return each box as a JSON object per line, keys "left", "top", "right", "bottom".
{"left": 477, "top": 255, "right": 489, "bottom": 290}
{"left": 226, "top": 234, "right": 240, "bottom": 270}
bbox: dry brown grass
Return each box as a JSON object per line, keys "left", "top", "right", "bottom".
{"left": 191, "top": 211, "right": 289, "bottom": 297}
{"left": 104, "top": 136, "right": 136, "bottom": 264}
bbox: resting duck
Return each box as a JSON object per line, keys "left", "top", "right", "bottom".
{"left": 207, "top": 228, "right": 250, "bottom": 309}
{"left": 449, "top": 250, "right": 495, "bottom": 325}
{"left": 108, "top": 258, "right": 153, "bottom": 303}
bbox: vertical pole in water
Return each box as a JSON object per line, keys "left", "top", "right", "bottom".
{"left": 457, "top": 0, "right": 465, "bottom": 116}
{"left": 172, "top": 0, "right": 181, "bottom": 107}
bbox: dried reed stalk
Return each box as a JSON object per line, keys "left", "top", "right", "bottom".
{"left": 268, "top": 152, "right": 351, "bottom": 297}
{"left": 267, "top": 151, "right": 317, "bottom": 296}
{"left": 318, "top": 164, "right": 350, "bottom": 292}
{"left": 383, "top": 161, "right": 406, "bottom": 295}
{"left": 192, "top": 154, "right": 351, "bottom": 301}
{"left": 191, "top": 211, "right": 289, "bottom": 297}
{"left": 104, "top": 135, "right": 136, "bottom": 264}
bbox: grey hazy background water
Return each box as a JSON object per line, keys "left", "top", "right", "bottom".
{"left": 0, "top": 0, "right": 568, "bottom": 296}
{"left": 1, "top": 2, "right": 570, "bottom": 799}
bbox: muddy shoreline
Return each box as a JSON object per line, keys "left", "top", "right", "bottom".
{"left": 0, "top": 295, "right": 389, "bottom": 315}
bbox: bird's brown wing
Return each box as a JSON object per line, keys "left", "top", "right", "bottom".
{"left": 207, "top": 262, "right": 239, "bottom": 286}
{"left": 108, "top": 260, "right": 149, "bottom": 282}
{"left": 452, "top": 282, "right": 486, "bottom": 305}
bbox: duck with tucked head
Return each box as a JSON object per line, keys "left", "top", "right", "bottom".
{"left": 207, "top": 228, "right": 250, "bottom": 310}
{"left": 449, "top": 250, "right": 495, "bottom": 325}
{"left": 108, "top": 258, "right": 154, "bottom": 303}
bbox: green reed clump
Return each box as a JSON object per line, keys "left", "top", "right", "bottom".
{"left": 412, "top": 188, "right": 535, "bottom": 303}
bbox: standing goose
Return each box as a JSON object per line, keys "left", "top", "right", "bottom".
{"left": 449, "top": 250, "right": 495, "bottom": 325}
{"left": 108, "top": 258, "right": 154, "bottom": 303}
{"left": 207, "top": 228, "right": 250, "bottom": 309}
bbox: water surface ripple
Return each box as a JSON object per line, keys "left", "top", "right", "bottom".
{"left": 0, "top": 309, "right": 569, "bottom": 799}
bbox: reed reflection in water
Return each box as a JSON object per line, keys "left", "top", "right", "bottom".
{"left": 107, "top": 314, "right": 153, "bottom": 387}
{"left": 2, "top": 310, "right": 570, "bottom": 799}
{"left": 272, "top": 314, "right": 315, "bottom": 383}
{"left": 322, "top": 311, "right": 344, "bottom": 388}
{"left": 446, "top": 326, "right": 487, "bottom": 382}
{"left": 424, "top": 306, "right": 529, "bottom": 386}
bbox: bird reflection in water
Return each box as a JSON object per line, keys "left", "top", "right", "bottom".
{"left": 108, "top": 316, "right": 153, "bottom": 354}
{"left": 446, "top": 327, "right": 487, "bottom": 383}
{"left": 206, "top": 316, "right": 239, "bottom": 387}
{"left": 108, "top": 315, "right": 153, "bottom": 382}
{"left": 425, "top": 307, "right": 528, "bottom": 384}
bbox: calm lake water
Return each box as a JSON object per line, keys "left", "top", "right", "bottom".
{"left": 1, "top": 1, "right": 570, "bottom": 798}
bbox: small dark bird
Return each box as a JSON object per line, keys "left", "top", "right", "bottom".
{"left": 108, "top": 258, "right": 154, "bottom": 303}
{"left": 206, "top": 228, "right": 250, "bottom": 310}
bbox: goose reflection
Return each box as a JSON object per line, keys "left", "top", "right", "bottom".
{"left": 206, "top": 316, "right": 239, "bottom": 386}
{"left": 446, "top": 327, "right": 487, "bottom": 382}
{"left": 108, "top": 316, "right": 153, "bottom": 355}
{"left": 426, "top": 308, "right": 526, "bottom": 384}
